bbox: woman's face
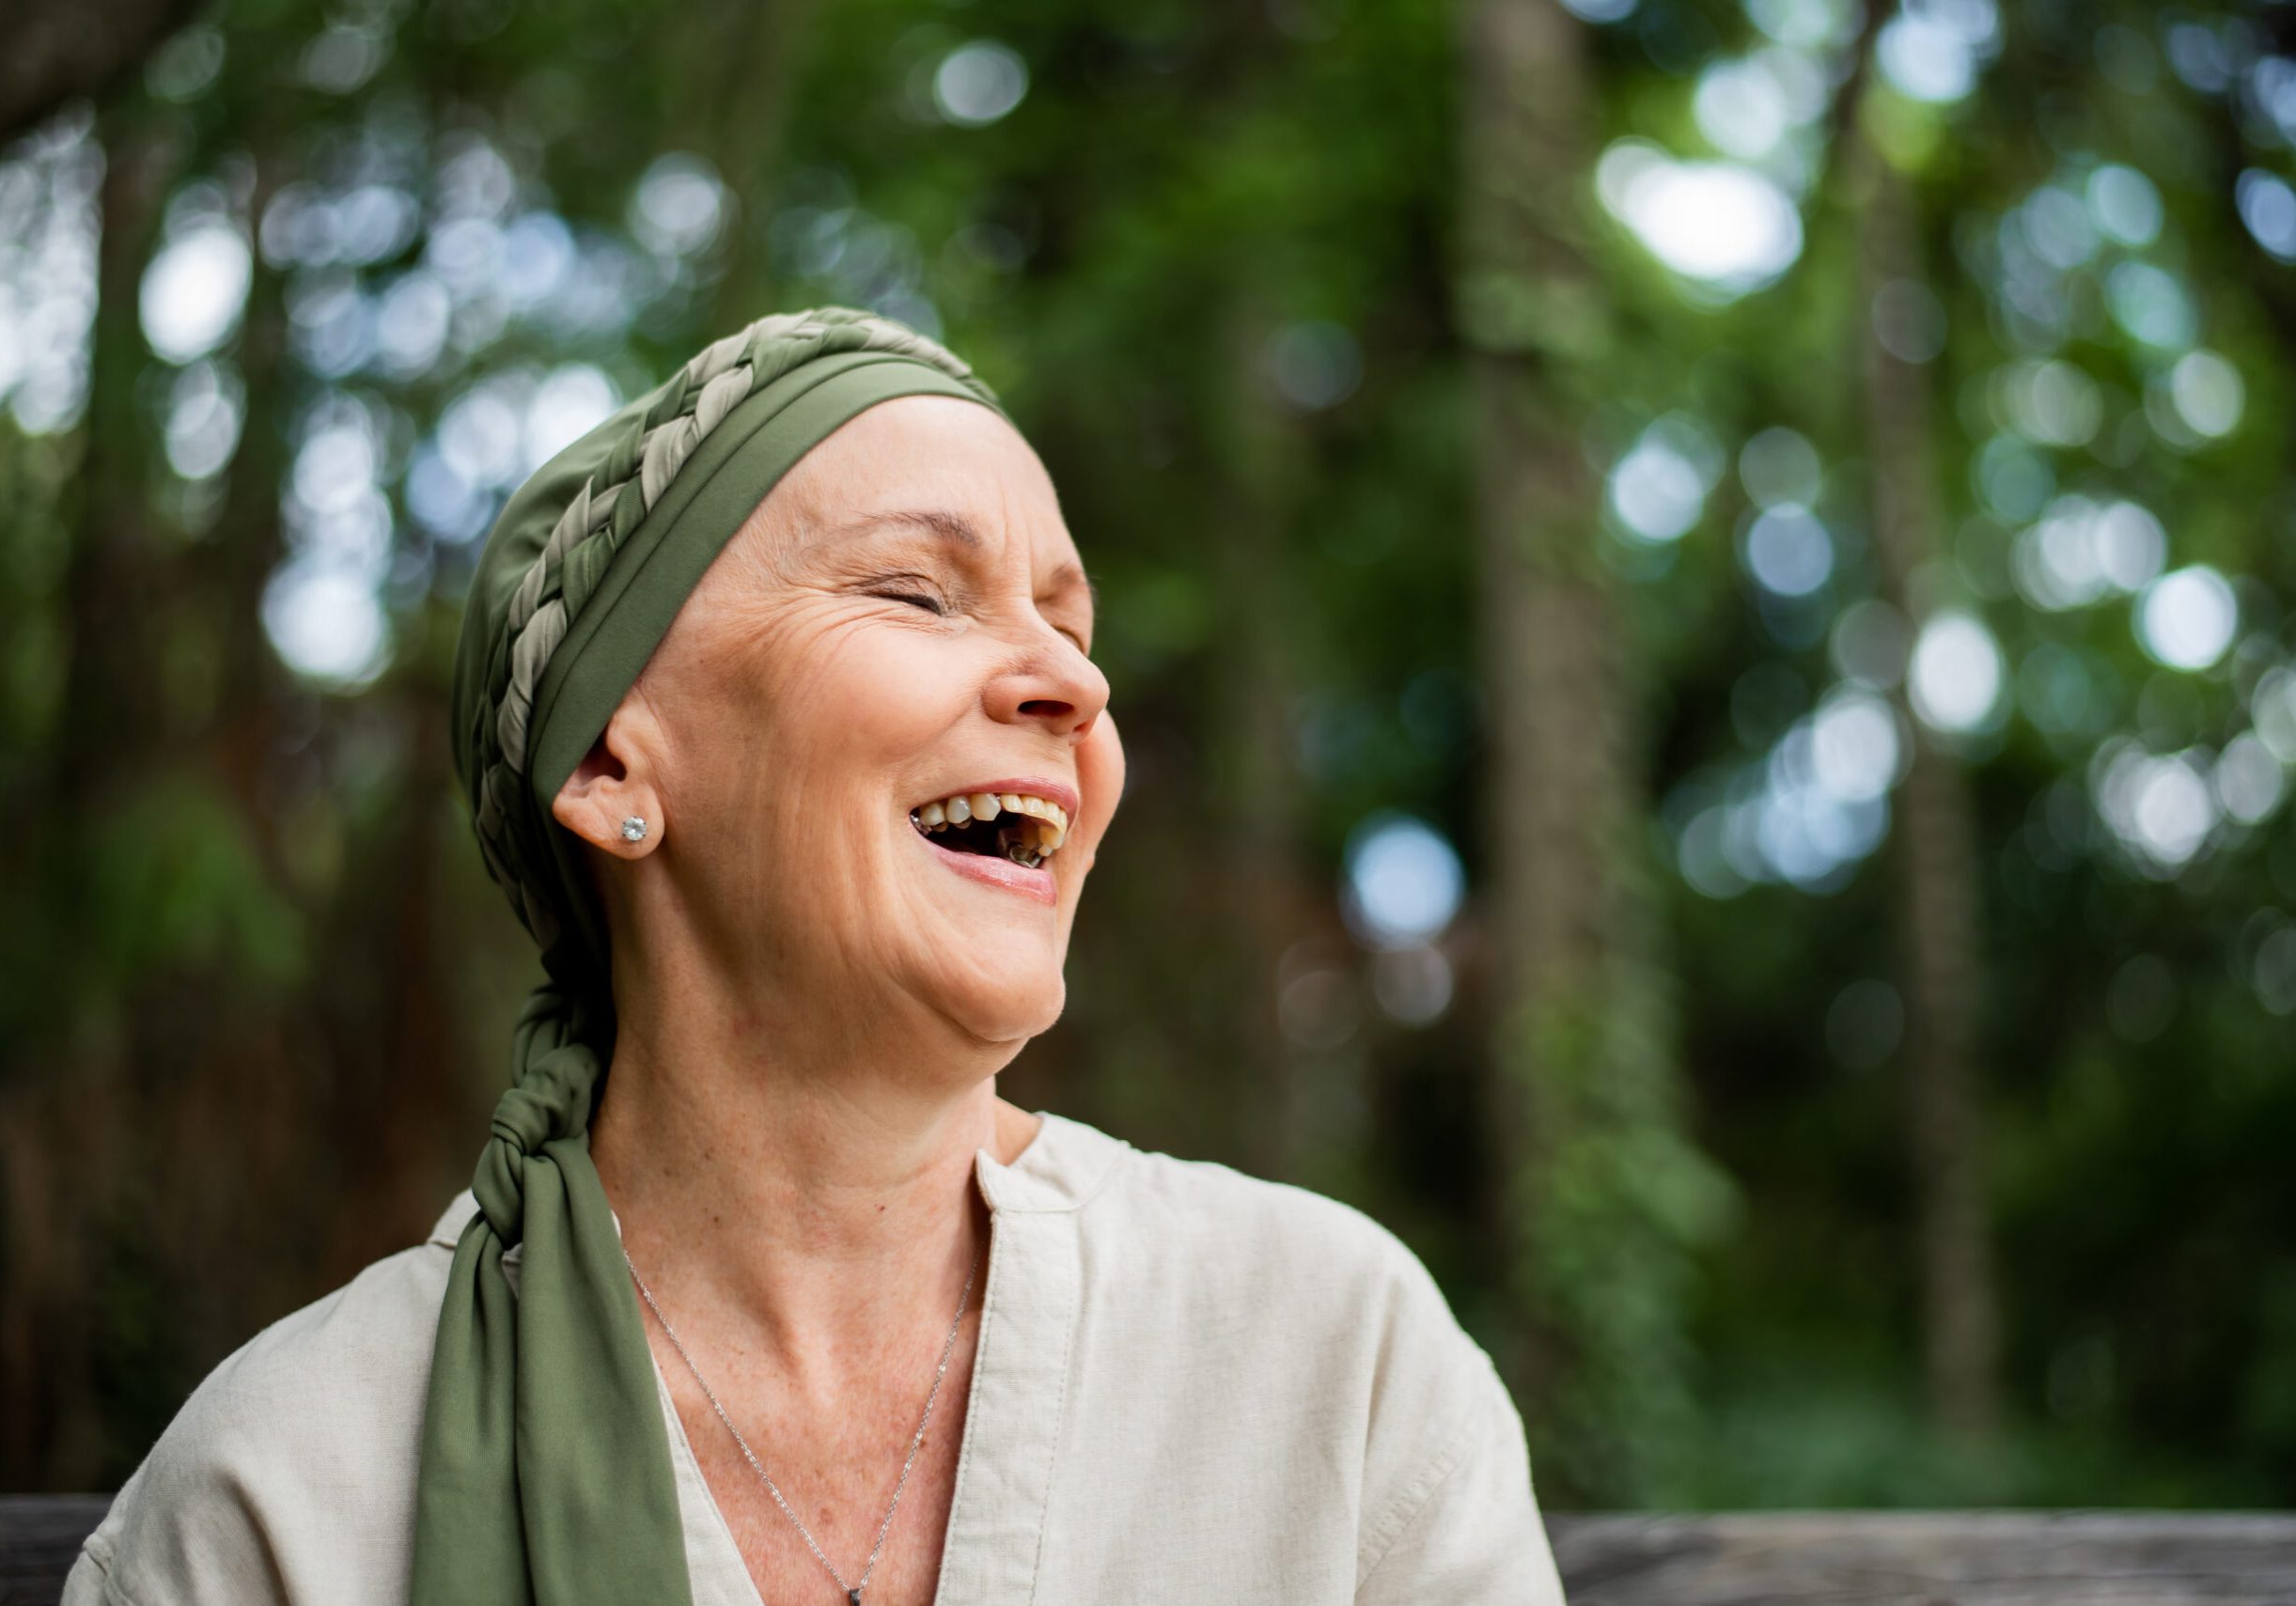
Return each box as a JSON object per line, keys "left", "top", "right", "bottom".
{"left": 579, "top": 394, "right": 1121, "bottom": 1055}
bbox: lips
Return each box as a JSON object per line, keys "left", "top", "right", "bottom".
{"left": 909, "top": 777, "right": 1078, "bottom": 874}
{"left": 916, "top": 827, "right": 1059, "bottom": 904}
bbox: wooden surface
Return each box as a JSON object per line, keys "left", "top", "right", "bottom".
{"left": 0, "top": 1498, "right": 106, "bottom": 1606}
{"left": 1547, "top": 1512, "right": 2296, "bottom": 1604}
{"left": 7, "top": 1501, "right": 2296, "bottom": 1603}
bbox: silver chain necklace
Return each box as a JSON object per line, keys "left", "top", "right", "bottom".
{"left": 623, "top": 1242, "right": 981, "bottom": 1606}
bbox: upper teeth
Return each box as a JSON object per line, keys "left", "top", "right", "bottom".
{"left": 912, "top": 790, "right": 1070, "bottom": 857}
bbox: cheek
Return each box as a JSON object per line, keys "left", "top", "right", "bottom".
{"left": 669, "top": 619, "right": 972, "bottom": 946}
{"left": 812, "top": 635, "right": 979, "bottom": 807}
{"left": 718, "top": 611, "right": 972, "bottom": 788}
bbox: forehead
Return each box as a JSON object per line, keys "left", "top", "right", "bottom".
{"left": 776, "top": 394, "right": 1071, "bottom": 561}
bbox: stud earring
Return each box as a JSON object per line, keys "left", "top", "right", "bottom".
{"left": 619, "top": 816, "right": 648, "bottom": 843}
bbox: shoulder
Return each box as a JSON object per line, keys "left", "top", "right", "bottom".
{"left": 69, "top": 1206, "right": 465, "bottom": 1606}
{"left": 1047, "top": 1117, "right": 1546, "bottom": 1588}
{"left": 1088, "top": 1129, "right": 1470, "bottom": 1354}
{"left": 1067, "top": 1118, "right": 1507, "bottom": 1458}
{"left": 1028, "top": 1110, "right": 1432, "bottom": 1280}
{"left": 1125, "top": 1143, "right": 1441, "bottom": 1290}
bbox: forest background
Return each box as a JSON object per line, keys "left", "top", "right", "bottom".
{"left": 5, "top": 0, "right": 2294, "bottom": 1512}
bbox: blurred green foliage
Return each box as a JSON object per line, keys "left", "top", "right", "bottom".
{"left": 3, "top": 0, "right": 2296, "bottom": 1516}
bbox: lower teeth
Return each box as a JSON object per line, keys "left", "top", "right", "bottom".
{"left": 911, "top": 813, "right": 1050, "bottom": 868}
{"left": 1001, "top": 826, "right": 1043, "bottom": 868}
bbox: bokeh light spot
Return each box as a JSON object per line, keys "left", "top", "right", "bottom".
{"left": 2087, "top": 164, "right": 2163, "bottom": 245}
{"left": 2011, "top": 494, "right": 2164, "bottom": 611}
{"left": 2236, "top": 168, "right": 2296, "bottom": 262}
{"left": 1809, "top": 688, "right": 1903, "bottom": 802}
{"left": 630, "top": 154, "right": 726, "bottom": 257}
{"left": 1371, "top": 944, "right": 1455, "bottom": 1026}
{"left": 2091, "top": 741, "right": 2217, "bottom": 875}
{"left": 1876, "top": 0, "right": 2000, "bottom": 102}
{"left": 261, "top": 559, "right": 391, "bottom": 687}
{"left": 1342, "top": 813, "right": 1465, "bottom": 949}
{"left": 1742, "top": 503, "right": 1834, "bottom": 597}
{"left": 1609, "top": 414, "right": 1722, "bottom": 542}
{"left": 2105, "top": 261, "right": 2197, "bottom": 351}
{"left": 1992, "top": 357, "right": 2101, "bottom": 446}
{"left": 934, "top": 41, "right": 1029, "bottom": 127}
{"left": 523, "top": 365, "right": 619, "bottom": 473}
{"left": 2168, "top": 349, "right": 2243, "bottom": 438}
{"left": 140, "top": 223, "right": 251, "bottom": 364}
{"left": 2213, "top": 730, "right": 2287, "bottom": 825}
{"left": 2135, "top": 565, "right": 2237, "bottom": 671}
{"left": 164, "top": 361, "right": 243, "bottom": 480}
{"left": 1694, "top": 56, "right": 1792, "bottom": 159}
{"left": 1595, "top": 141, "right": 1804, "bottom": 295}
{"left": 1908, "top": 609, "right": 2005, "bottom": 734}
{"left": 1739, "top": 426, "right": 1821, "bottom": 507}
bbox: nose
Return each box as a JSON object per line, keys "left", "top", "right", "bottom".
{"left": 984, "top": 634, "right": 1110, "bottom": 742}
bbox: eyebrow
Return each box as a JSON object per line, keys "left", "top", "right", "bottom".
{"left": 834, "top": 507, "right": 985, "bottom": 549}
{"left": 837, "top": 507, "right": 1099, "bottom": 613}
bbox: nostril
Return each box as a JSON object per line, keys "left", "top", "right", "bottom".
{"left": 1018, "top": 698, "right": 1075, "bottom": 718}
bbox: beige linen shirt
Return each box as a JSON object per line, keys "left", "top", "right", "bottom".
{"left": 64, "top": 1111, "right": 1566, "bottom": 1605}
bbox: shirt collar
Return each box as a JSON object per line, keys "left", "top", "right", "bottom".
{"left": 972, "top": 1109, "right": 1131, "bottom": 1214}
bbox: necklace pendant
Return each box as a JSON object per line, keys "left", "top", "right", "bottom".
{"left": 848, "top": 1593, "right": 862, "bottom": 1606}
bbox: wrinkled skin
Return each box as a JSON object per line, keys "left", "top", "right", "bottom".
{"left": 554, "top": 392, "right": 1121, "bottom": 1067}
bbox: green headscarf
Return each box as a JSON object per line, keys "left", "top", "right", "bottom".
{"left": 420, "top": 307, "right": 1005, "bottom": 1603}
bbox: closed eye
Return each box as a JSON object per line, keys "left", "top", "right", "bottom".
{"left": 870, "top": 587, "right": 948, "bottom": 616}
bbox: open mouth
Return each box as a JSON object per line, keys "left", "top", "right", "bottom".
{"left": 911, "top": 789, "right": 1071, "bottom": 870}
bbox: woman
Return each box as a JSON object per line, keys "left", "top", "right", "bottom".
{"left": 63, "top": 308, "right": 1567, "bottom": 1605}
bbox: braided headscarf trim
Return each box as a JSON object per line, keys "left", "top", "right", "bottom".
{"left": 465, "top": 306, "right": 992, "bottom": 949}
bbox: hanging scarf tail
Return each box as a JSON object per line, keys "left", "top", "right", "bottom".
{"left": 411, "top": 984, "right": 691, "bottom": 1603}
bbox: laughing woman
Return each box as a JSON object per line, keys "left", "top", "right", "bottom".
{"left": 64, "top": 309, "right": 1568, "bottom": 1606}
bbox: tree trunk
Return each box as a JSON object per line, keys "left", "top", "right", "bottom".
{"left": 1206, "top": 300, "right": 1314, "bottom": 1180}
{"left": 1849, "top": 130, "right": 2002, "bottom": 1441}
{"left": 0, "top": 0, "right": 203, "bottom": 145}
{"left": 1, "top": 106, "right": 178, "bottom": 1489}
{"left": 1456, "top": 0, "right": 1720, "bottom": 1503}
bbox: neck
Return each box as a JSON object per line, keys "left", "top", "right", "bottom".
{"left": 589, "top": 950, "right": 1041, "bottom": 1375}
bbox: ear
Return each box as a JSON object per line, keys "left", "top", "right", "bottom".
{"left": 551, "top": 689, "right": 670, "bottom": 858}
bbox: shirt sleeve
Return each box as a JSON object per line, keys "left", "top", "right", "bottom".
{"left": 55, "top": 1436, "right": 298, "bottom": 1606}
{"left": 1353, "top": 1330, "right": 1569, "bottom": 1604}
{"left": 61, "top": 1546, "right": 117, "bottom": 1606}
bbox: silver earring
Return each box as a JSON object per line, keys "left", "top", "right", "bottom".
{"left": 619, "top": 816, "right": 648, "bottom": 843}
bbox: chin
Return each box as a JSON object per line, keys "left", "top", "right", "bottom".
{"left": 943, "top": 968, "right": 1068, "bottom": 1049}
